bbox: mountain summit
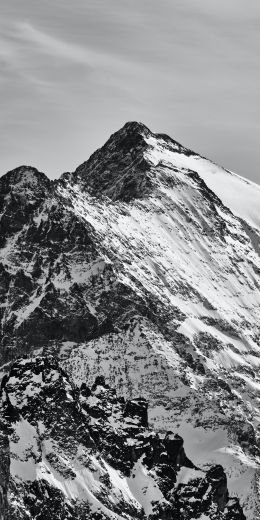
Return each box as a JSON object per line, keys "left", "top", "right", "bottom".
{"left": 0, "top": 123, "right": 260, "bottom": 519}
{"left": 60, "top": 121, "right": 196, "bottom": 202}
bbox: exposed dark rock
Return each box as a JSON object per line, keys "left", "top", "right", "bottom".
{"left": 123, "top": 398, "right": 148, "bottom": 428}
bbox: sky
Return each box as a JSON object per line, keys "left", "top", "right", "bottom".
{"left": 0, "top": 0, "right": 260, "bottom": 183}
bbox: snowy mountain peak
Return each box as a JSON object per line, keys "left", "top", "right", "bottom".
{"left": 113, "top": 121, "right": 192, "bottom": 155}
{"left": 59, "top": 122, "right": 196, "bottom": 203}
{"left": 58, "top": 122, "right": 211, "bottom": 204}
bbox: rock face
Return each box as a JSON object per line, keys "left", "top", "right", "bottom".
{"left": 0, "top": 355, "right": 245, "bottom": 519}
{"left": 0, "top": 122, "right": 260, "bottom": 517}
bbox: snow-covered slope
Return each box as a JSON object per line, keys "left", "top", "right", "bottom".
{"left": 0, "top": 122, "right": 260, "bottom": 518}
{"left": 144, "top": 133, "right": 260, "bottom": 233}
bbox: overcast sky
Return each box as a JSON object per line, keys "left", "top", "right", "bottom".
{"left": 1, "top": 0, "right": 260, "bottom": 183}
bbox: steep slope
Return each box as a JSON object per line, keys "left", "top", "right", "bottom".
{"left": 0, "top": 122, "right": 260, "bottom": 518}
{"left": 142, "top": 132, "right": 260, "bottom": 233}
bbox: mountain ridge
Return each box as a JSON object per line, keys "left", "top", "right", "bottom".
{"left": 0, "top": 121, "right": 240, "bottom": 187}
{"left": 2, "top": 122, "right": 260, "bottom": 232}
{"left": 1, "top": 122, "right": 259, "bottom": 215}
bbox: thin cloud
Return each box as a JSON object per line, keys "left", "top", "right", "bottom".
{"left": 0, "top": 19, "right": 137, "bottom": 94}
{"left": 15, "top": 21, "right": 95, "bottom": 66}
{"left": 14, "top": 21, "right": 135, "bottom": 72}
{"left": 0, "top": 34, "right": 52, "bottom": 90}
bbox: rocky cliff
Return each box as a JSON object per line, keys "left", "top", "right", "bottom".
{"left": 0, "top": 355, "right": 245, "bottom": 519}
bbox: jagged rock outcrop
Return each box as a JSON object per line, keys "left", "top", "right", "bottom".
{"left": 0, "top": 122, "right": 260, "bottom": 517}
{"left": 0, "top": 356, "right": 245, "bottom": 519}
{"left": 0, "top": 166, "right": 51, "bottom": 247}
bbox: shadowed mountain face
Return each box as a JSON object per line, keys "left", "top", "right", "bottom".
{"left": 0, "top": 122, "right": 260, "bottom": 518}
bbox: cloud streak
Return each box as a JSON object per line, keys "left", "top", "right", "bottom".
{"left": 15, "top": 22, "right": 98, "bottom": 66}
{"left": 0, "top": 17, "right": 143, "bottom": 99}
{"left": 10, "top": 20, "right": 138, "bottom": 71}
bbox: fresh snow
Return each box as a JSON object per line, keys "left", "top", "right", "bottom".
{"left": 145, "top": 134, "right": 260, "bottom": 231}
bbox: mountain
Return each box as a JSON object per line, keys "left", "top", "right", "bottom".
{"left": 0, "top": 122, "right": 260, "bottom": 519}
